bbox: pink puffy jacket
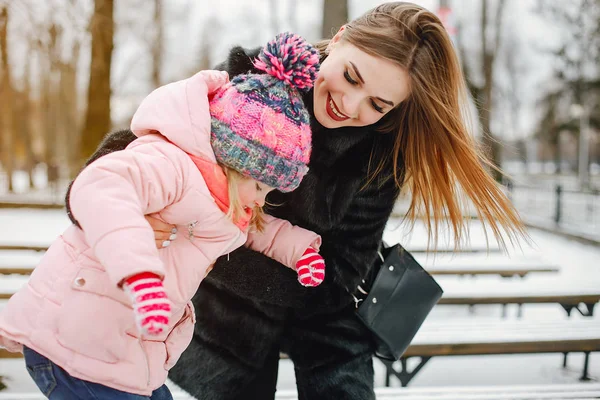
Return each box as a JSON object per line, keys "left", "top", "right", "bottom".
{"left": 0, "top": 71, "right": 320, "bottom": 396}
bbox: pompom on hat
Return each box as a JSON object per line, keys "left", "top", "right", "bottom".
{"left": 209, "top": 32, "right": 320, "bottom": 192}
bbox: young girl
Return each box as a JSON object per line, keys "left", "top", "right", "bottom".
{"left": 0, "top": 33, "right": 323, "bottom": 399}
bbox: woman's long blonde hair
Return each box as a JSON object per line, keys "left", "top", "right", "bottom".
{"left": 223, "top": 167, "right": 265, "bottom": 232}
{"left": 328, "top": 2, "right": 527, "bottom": 249}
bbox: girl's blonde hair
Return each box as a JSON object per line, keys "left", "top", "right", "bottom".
{"left": 319, "top": 2, "right": 527, "bottom": 249}
{"left": 223, "top": 166, "right": 265, "bottom": 232}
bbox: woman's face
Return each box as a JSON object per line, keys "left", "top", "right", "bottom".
{"left": 313, "top": 32, "right": 411, "bottom": 129}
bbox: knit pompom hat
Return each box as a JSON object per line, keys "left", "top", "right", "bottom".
{"left": 209, "top": 32, "right": 320, "bottom": 192}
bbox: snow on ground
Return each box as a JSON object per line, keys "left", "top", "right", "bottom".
{"left": 0, "top": 208, "right": 598, "bottom": 395}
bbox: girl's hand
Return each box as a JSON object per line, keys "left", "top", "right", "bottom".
{"left": 296, "top": 247, "right": 325, "bottom": 287}
{"left": 123, "top": 272, "right": 171, "bottom": 336}
{"left": 145, "top": 214, "right": 177, "bottom": 249}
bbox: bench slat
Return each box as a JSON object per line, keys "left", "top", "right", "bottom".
{"left": 0, "top": 245, "right": 47, "bottom": 252}
{"left": 438, "top": 278, "right": 600, "bottom": 306}
{"left": 1, "top": 384, "right": 599, "bottom": 400}
{"left": 404, "top": 318, "right": 600, "bottom": 357}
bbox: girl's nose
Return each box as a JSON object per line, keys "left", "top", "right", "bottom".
{"left": 255, "top": 198, "right": 265, "bottom": 208}
{"left": 342, "top": 93, "right": 360, "bottom": 118}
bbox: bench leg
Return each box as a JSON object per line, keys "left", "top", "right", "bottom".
{"left": 517, "top": 303, "right": 523, "bottom": 318}
{"left": 563, "top": 352, "right": 568, "bottom": 368}
{"left": 561, "top": 303, "right": 596, "bottom": 317}
{"left": 383, "top": 360, "right": 392, "bottom": 387}
{"left": 501, "top": 304, "right": 507, "bottom": 318}
{"left": 382, "top": 357, "right": 432, "bottom": 387}
{"left": 577, "top": 303, "right": 596, "bottom": 317}
{"left": 580, "top": 352, "right": 591, "bottom": 381}
{"left": 560, "top": 304, "right": 573, "bottom": 317}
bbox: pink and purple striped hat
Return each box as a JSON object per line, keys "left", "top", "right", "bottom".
{"left": 209, "top": 32, "right": 320, "bottom": 192}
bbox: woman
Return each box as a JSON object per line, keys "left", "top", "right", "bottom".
{"left": 68, "top": 3, "right": 526, "bottom": 399}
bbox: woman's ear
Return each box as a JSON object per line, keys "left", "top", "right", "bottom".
{"left": 327, "top": 25, "right": 346, "bottom": 52}
{"left": 333, "top": 25, "right": 346, "bottom": 41}
{"left": 329, "top": 25, "right": 346, "bottom": 44}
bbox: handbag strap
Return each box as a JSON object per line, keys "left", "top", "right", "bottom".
{"left": 351, "top": 247, "right": 386, "bottom": 308}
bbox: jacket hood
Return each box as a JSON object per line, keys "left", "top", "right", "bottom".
{"left": 130, "top": 70, "right": 228, "bottom": 161}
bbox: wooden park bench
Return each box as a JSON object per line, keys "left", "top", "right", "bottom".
{"left": 0, "top": 244, "right": 48, "bottom": 252}
{"left": 0, "top": 261, "right": 560, "bottom": 279}
{"left": 275, "top": 384, "right": 600, "bottom": 399}
{"left": 0, "top": 246, "right": 556, "bottom": 279}
{"left": 0, "top": 201, "right": 64, "bottom": 210}
{"left": 0, "top": 275, "right": 28, "bottom": 299}
{"left": 2, "top": 383, "right": 599, "bottom": 400}
{"left": 427, "top": 263, "right": 558, "bottom": 278}
{"left": 0, "top": 263, "right": 595, "bottom": 320}
{"left": 438, "top": 278, "right": 600, "bottom": 317}
{"left": 0, "top": 251, "right": 42, "bottom": 275}
{"left": 405, "top": 245, "right": 503, "bottom": 254}
{"left": 273, "top": 384, "right": 600, "bottom": 400}
{"left": 416, "top": 253, "right": 559, "bottom": 278}
{"left": 382, "top": 317, "right": 600, "bottom": 387}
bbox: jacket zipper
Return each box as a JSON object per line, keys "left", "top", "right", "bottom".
{"left": 138, "top": 337, "right": 151, "bottom": 386}
{"left": 223, "top": 229, "right": 242, "bottom": 256}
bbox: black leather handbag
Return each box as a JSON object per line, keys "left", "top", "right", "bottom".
{"left": 353, "top": 242, "right": 443, "bottom": 361}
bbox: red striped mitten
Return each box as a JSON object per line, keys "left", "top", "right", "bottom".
{"left": 296, "top": 247, "right": 325, "bottom": 287}
{"left": 123, "top": 272, "right": 171, "bottom": 336}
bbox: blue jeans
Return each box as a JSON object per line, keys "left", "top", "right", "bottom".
{"left": 23, "top": 346, "right": 173, "bottom": 400}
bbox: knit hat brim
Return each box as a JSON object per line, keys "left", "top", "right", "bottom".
{"left": 211, "top": 119, "right": 309, "bottom": 192}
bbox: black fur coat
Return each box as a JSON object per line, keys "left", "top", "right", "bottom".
{"left": 66, "top": 47, "right": 404, "bottom": 317}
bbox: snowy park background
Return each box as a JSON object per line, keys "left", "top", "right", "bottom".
{"left": 0, "top": 0, "right": 599, "bottom": 397}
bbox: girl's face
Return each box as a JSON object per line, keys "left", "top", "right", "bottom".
{"left": 236, "top": 178, "right": 275, "bottom": 210}
{"left": 313, "top": 30, "right": 411, "bottom": 129}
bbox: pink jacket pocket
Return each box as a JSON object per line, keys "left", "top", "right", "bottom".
{"left": 56, "top": 267, "right": 135, "bottom": 364}
{"left": 164, "top": 301, "right": 195, "bottom": 370}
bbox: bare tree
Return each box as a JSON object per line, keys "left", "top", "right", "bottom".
{"left": 60, "top": 40, "right": 82, "bottom": 179}
{"left": 321, "top": 0, "right": 348, "bottom": 39}
{"left": 19, "top": 41, "right": 36, "bottom": 188}
{"left": 151, "top": 0, "right": 163, "bottom": 88}
{"left": 80, "top": 0, "right": 114, "bottom": 163}
{"left": 502, "top": 33, "right": 524, "bottom": 138}
{"left": 535, "top": 0, "right": 600, "bottom": 179}
{"left": 500, "top": 29, "right": 528, "bottom": 164}
{"left": 0, "top": 5, "right": 15, "bottom": 192}
{"left": 46, "top": 23, "right": 62, "bottom": 178}
{"left": 457, "top": 0, "right": 507, "bottom": 182}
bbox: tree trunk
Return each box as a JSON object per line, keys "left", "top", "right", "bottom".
{"left": 61, "top": 41, "right": 81, "bottom": 179}
{"left": 321, "top": 0, "right": 348, "bottom": 39}
{"left": 50, "top": 24, "right": 65, "bottom": 185}
{"left": 21, "top": 44, "right": 36, "bottom": 189}
{"left": 151, "top": 0, "right": 162, "bottom": 88}
{"left": 0, "top": 6, "right": 15, "bottom": 192}
{"left": 478, "top": 0, "right": 505, "bottom": 182}
{"left": 42, "top": 23, "right": 60, "bottom": 176}
{"left": 80, "top": 0, "right": 114, "bottom": 163}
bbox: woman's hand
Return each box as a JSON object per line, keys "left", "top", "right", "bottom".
{"left": 145, "top": 214, "right": 178, "bottom": 249}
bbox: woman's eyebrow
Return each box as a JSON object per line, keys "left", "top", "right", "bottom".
{"left": 349, "top": 61, "right": 365, "bottom": 84}
{"left": 376, "top": 97, "right": 394, "bottom": 107}
{"left": 350, "top": 61, "right": 395, "bottom": 107}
